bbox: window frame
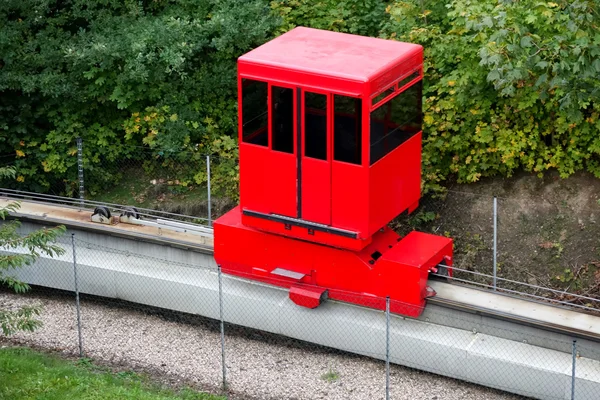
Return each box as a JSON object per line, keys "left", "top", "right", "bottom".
{"left": 270, "top": 84, "right": 296, "bottom": 155}
{"left": 370, "top": 69, "right": 421, "bottom": 111}
{"left": 333, "top": 94, "right": 363, "bottom": 166}
{"left": 240, "top": 78, "right": 269, "bottom": 147}
{"left": 302, "top": 90, "right": 330, "bottom": 162}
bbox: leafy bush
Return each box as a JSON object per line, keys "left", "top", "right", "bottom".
{"left": 382, "top": 0, "right": 600, "bottom": 192}
{"left": 0, "top": 0, "right": 279, "bottom": 198}
{"left": 271, "top": 0, "right": 386, "bottom": 36}
{"left": 2, "top": 0, "right": 599, "bottom": 200}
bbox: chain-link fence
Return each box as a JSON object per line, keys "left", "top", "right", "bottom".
{"left": 2, "top": 227, "right": 599, "bottom": 400}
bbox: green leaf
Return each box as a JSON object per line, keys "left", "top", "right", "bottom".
{"left": 520, "top": 36, "right": 533, "bottom": 48}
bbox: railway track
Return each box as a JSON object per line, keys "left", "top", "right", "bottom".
{"left": 2, "top": 193, "right": 598, "bottom": 342}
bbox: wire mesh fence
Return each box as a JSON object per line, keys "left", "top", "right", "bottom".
{"left": 2, "top": 227, "right": 599, "bottom": 400}
{"left": 576, "top": 341, "right": 600, "bottom": 399}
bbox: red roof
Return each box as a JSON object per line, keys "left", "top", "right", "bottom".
{"left": 239, "top": 27, "right": 422, "bottom": 82}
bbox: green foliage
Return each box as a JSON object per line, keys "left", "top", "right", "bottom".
{"left": 2, "top": 0, "right": 599, "bottom": 200}
{"left": 271, "top": 0, "right": 387, "bottom": 36}
{"left": 383, "top": 0, "right": 600, "bottom": 191}
{"left": 321, "top": 368, "right": 339, "bottom": 382}
{"left": 1, "top": 167, "right": 66, "bottom": 335}
{"left": 408, "top": 210, "right": 437, "bottom": 227}
{"left": 0, "top": 347, "right": 224, "bottom": 399}
{"left": 0, "top": 0, "right": 280, "bottom": 198}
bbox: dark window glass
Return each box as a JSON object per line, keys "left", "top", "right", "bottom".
{"left": 370, "top": 80, "right": 422, "bottom": 165}
{"left": 304, "top": 92, "right": 327, "bottom": 160}
{"left": 334, "top": 96, "right": 362, "bottom": 165}
{"left": 372, "top": 85, "right": 395, "bottom": 107}
{"left": 242, "top": 79, "right": 268, "bottom": 146}
{"left": 398, "top": 71, "right": 420, "bottom": 90}
{"left": 271, "top": 86, "right": 294, "bottom": 153}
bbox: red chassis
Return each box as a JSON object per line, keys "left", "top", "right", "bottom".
{"left": 214, "top": 207, "right": 452, "bottom": 317}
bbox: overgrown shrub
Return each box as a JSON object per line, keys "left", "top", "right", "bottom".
{"left": 0, "top": 0, "right": 278, "bottom": 198}
{"left": 1, "top": 0, "right": 598, "bottom": 200}
{"left": 382, "top": 0, "right": 600, "bottom": 192}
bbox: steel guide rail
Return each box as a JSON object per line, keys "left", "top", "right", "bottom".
{"left": 1, "top": 194, "right": 600, "bottom": 343}
{"left": 0, "top": 189, "right": 211, "bottom": 226}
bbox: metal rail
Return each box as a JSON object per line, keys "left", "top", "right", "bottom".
{"left": 3, "top": 192, "right": 599, "bottom": 333}
{"left": 0, "top": 189, "right": 211, "bottom": 227}
{"left": 431, "top": 272, "right": 599, "bottom": 313}
{"left": 437, "top": 264, "right": 600, "bottom": 311}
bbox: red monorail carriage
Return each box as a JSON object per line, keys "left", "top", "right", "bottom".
{"left": 214, "top": 27, "right": 453, "bottom": 317}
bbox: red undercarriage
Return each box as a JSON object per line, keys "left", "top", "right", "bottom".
{"left": 214, "top": 206, "right": 453, "bottom": 317}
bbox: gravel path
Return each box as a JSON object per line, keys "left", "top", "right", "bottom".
{"left": 1, "top": 289, "right": 523, "bottom": 400}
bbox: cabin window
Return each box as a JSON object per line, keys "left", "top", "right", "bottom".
{"left": 242, "top": 79, "right": 268, "bottom": 146}
{"left": 397, "top": 70, "right": 420, "bottom": 90}
{"left": 304, "top": 92, "right": 327, "bottom": 160}
{"left": 271, "top": 86, "right": 294, "bottom": 153}
{"left": 370, "top": 80, "right": 423, "bottom": 165}
{"left": 334, "top": 95, "right": 362, "bottom": 165}
{"left": 372, "top": 85, "right": 395, "bottom": 108}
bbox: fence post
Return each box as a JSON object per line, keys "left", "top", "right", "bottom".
{"left": 571, "top": 339, "right": 577, "bottom": 400}
{"left": 385, "top": 296, "right": 390, "bottom": 400}
{"left": 71, "top": 233, "right": 84, "bottom": 357}
{"left": 493, "top": 196, "right": 498, "bottom": 291}
{"left": 76, "top": 137, "right": 84, "bottom": 209}
{"left": 206, "top": 155, "right": 212, "bottom": 226}
{"left": 218, "top": 265, "right": 227, "bottom": 391}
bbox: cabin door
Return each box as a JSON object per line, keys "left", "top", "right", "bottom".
{"left": 299, "top": 90, "right": 332, "bottom": 225}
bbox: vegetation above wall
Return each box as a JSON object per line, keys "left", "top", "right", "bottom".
{"left": 1, "top": 0, "right": 599, "bottom": 197}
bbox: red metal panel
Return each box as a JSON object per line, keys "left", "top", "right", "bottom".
{"left": 239, "top": 143, "right": 270, "bottom": 214}
{"left": 301, "top": 158, "right": 330, "bottom": 224}
{"left": 267, "top": 150, "right": 297, "bottom": 217}
{"left": 331, "top": 162, "right": 369, "bottom": 238}
{"left": 368, "top": 133, "right": 422, "bottom": 236}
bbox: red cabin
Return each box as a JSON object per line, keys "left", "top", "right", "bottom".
{"left": 214, "top": 27, "right": 453, "bottom": 317}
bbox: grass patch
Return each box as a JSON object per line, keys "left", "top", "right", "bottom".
{"left": 321, "top": 367, "right": 339, "bottom": 383}
{"left": 0, "top": 347, "right": 223, "bottom": 400}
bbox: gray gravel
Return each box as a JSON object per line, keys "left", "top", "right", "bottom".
{"left": 1, "top": 290, "right": 522, "bottom": 400}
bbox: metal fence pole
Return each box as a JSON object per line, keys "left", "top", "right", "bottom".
{"left": 76, "top": 137, "right": 84, "bottom": 209}
{"left": 385, "top": 296, "right": 390, "bottom": 400}
{"left": 218, "top": 265, "right": 227, "bottom": 391}
{"left": 71, "top": 233, "right": 84, "bottom": 357}
{"left": 493, "top": 196, "right": 498, "bottom": 291}
{"left": 571, "top": 339, "right": 577, "bottom": 400}
{"left": 206, "top": 155, "right": 212, "bottom": 226}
